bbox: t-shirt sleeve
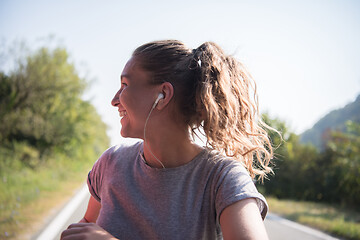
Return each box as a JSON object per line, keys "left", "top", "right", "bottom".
{"left": 87, "top": 149, "right": 111, "bottom": 202}
{"left": 215, "top": 161, "right": 268, "bottom": 221}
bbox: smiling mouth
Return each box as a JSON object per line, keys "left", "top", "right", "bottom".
{"left": 119, "top": 110, "right": 127, "bottom": 117}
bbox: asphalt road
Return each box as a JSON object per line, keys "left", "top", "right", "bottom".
{"left": 33, "top": 186, "right": 340, "bottom": 240}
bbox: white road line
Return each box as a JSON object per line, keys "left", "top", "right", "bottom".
{"left": 36, "top": 185, "right": 88, "bottom": 240}
{"left": 267, "top": 213, "right": 340, "bottom": 240}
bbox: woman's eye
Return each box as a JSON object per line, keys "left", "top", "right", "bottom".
{"left": 121, "top": 82, "right": 128, "bottom": 87}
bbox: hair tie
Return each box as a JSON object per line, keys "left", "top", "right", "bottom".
{"left": 189, "top": 48, "right": 202, "bottom": 70}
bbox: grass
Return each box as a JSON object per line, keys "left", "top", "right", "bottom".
{"left": 266, "top": 196, "right": 360, "bottom": 240}
{"left": 0, "top": 156, "right": 94, "bottom": 240}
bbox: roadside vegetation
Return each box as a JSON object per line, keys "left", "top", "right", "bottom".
{"left": 0, "top": 41, "right": 109, "bottom": 239}
{"left": 266, "top": 197, "right": 360, "bottom": 240}
{"left": 260, "top": 114, "right": 360, "bottom": 240}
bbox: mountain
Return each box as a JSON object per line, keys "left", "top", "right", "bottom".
{"left": 300, "top": 94, "right": 360, "bottom": 150}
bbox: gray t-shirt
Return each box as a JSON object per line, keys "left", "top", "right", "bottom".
{"left": 87, "top": 141, "right": 268, "bottom": 240}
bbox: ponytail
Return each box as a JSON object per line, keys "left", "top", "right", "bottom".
{"left": 193, "top": 42, "right": 274, "bottom": 181}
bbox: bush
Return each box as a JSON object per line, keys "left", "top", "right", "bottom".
{"left": 0, "top": 41, "right": 110, "bottom": 238}
{"left": 261, "top": 115, "right": 360, "bottom": 209}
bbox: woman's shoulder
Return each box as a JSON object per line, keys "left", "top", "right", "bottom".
{"left": 202, "top": 148, "right": 248, "bottom": 172}
{"left": 96, "top": 141, "right": 143, "bottom": 166}
{"left": 107, "top": 141, "right": 142, "bottom": 154}
{"left": 192, "top": 148, "right": 252, "bottom": 185}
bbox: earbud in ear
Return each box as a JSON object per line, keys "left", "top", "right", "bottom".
{"left": 158, "top": 93, "right": 164, "bottom": 101}
{"left": 153, "top": 93, "right": 164, "bottom": 108}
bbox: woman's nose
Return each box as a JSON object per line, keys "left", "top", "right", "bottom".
{"left": 111, "top": 89, "right": 121, "bottom": 107}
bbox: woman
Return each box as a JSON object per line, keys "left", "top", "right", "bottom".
{"left": 61, "top": 40, "right": 273, "bottom": 240}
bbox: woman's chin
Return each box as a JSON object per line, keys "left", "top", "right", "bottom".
{"left": 120, "top": 129, "right": 141, "bottom": 139}
{"left": 120, "top": 129, "right": 129, "bottom": 138}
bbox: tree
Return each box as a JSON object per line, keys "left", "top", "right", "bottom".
{"left": 261, "top": 114, "right": 360, "bottom": 208}
{"left": 261, "top": 114, "right": 319, "bottom": 199}
{"left": 323, "top": 121, "right": 360, "bottom": 206}
{"left": 0, "top": 43, "right": 109, "bottom": 238}
{"left": 0, "top": 43, "right": 109, "bottom": 167}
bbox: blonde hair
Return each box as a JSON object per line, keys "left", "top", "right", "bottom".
{"left": 133, "top": 40, "right": 274, "bottom": 181}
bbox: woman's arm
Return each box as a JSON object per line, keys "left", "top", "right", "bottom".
{"left": 61, "top": 196, "right": 119, "bottom": 239}
{"left": 220, "top": 198, "right": 269, "bottom": 240}
{"left": 79, "top": 195, "right": 101, "bottom": 223}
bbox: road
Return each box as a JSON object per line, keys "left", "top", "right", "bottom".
{"left": 32, "top": 185, "right": 340, "bottom": 240}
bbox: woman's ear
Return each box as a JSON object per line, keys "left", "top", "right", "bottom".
{"left": 156, "top": 82, "right": 174, "bottom": 110}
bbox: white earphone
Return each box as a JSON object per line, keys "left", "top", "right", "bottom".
{"left": 143, "top": 92, "right": 166, "bottom": 169}
{"left": 153, "top": 93, "right": 164, "bottom": 107}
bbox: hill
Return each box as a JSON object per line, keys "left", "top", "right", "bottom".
{"left": 300, "top": 94, "right": 360, "bottom": 150}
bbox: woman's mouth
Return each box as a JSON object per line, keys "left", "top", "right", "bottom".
{"left": 119, "top": 110, "right": 127, "bottom": 118}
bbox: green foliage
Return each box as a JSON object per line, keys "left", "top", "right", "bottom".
{"left": 261, "top": 114, "right": 319, "bottom": 199}
{"left": 261, "top": 114, "right": 360, "bottom": 209}
{"left": 0, "top": 42, "right": 109, "bottom": 238}
{"left": 0, "top": 44, "right": 109, "bottom": 167}
{"left": 322, "top": 121, "right": 360, "bottom": 206}
{"left": 1, "top": 47, "right": 82, "bottom": 152}
{"left": 0, "top": 147, "right": 97, "bottom": 239}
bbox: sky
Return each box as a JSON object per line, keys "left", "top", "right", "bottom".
{"left": 1, "top": 0, "right": 360, "bottom": 145}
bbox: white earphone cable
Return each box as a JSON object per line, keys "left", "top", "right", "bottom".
{"left": 143, "top": 99, "right": 165, "bottom": 169}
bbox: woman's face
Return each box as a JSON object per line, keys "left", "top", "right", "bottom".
{"left": 111, "top": 57, "right": 159, "bottom": 138}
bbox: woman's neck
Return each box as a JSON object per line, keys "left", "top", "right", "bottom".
{"left": 142, "top": 127, "right": 203, "bottom": 169}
